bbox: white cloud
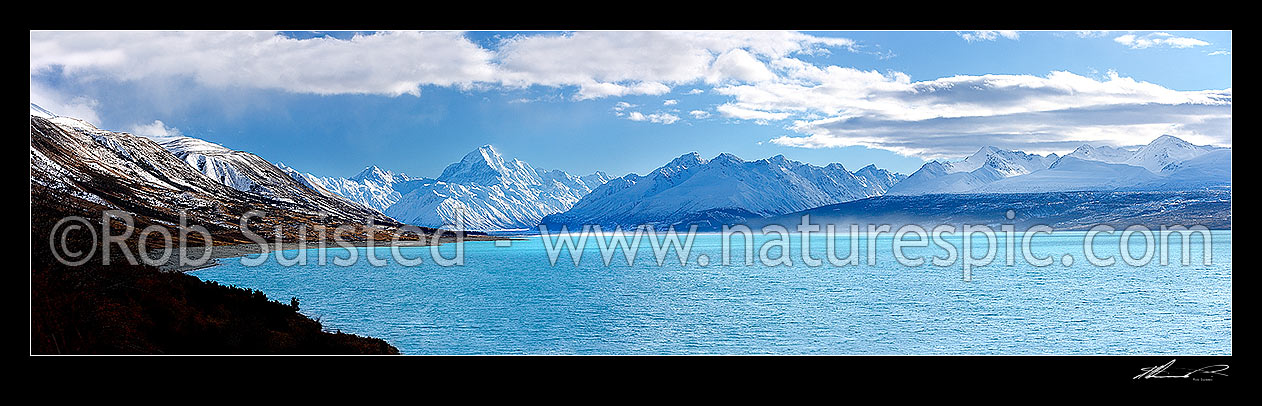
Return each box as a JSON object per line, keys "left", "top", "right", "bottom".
{"left": 625, "top": 111, "right": 680, "bottom": 125}
{"left": 128, "top": 119, "right": 183, "bottom": 141}
{"left": 1075, "top": 31, "right": 1109, "bottom": 38}
{"left": 1209, "top": 50, "right": 1231, "bottom": 56}
{"left": 653, "top": 114, "right": 680, "bottom": 124}
{"left": 773, "top": 103, "right": 1231, "bottom": 159}
{"left": 30, "top": 30, "right": 1230, "bottom": 160}
{"left": 576, "top": 81, "right": 670, "bottom": 100}
{"left": 31, "top": 31, "right": 497, "bottom": 97}
{"left": 957, "top": 31, "right": 1020, "bottom": 42}
{"left": 1113, "top": 32, "right": 1210, "bottom": 49}
{"left": 716, "top": 104, "right": 792, "bottom": 121}
{"left": 29, "top": 81, "right": 101, "bottom": 125}
{"left": 718, "top": 68, "right": 1225, "bottom": 122}
{"left": 663, "top": 99, "right": 678, "bottom": 106}
{"left": 715, "top": 67, "right": 1230, "bottom": 158}
{"left": 707, "top": 48, "right": 776, "bottom": 83}
{"left": 31, "top": 30, "right": 860, "bottom": 101}
{"left": 495, "top": 31, "right": 856, "bottom": 99}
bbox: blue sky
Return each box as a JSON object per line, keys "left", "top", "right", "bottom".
{"left": 30, "top": 30, "right": 1231, "bottom": 178}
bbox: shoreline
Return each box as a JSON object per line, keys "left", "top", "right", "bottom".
{"left": 163, "top": 235, "right": 515, "bottom": 273}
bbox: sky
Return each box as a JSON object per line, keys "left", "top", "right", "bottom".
{"left": 29, "top": 30, "right": 1232, "bottom": 178}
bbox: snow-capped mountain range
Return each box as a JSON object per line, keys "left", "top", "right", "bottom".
{"left": 889, "top": 135, "right": 1230, "bottom": 195}
{"left": 1063, "top": 144, "right": 1133, "bottom": 164}
{"left": 30, "top": 102, "right": 1230, "bottom": 233}
{"left": 278, "top": 163, "right": 430, "bottom": 215}
{"left": 44, "top": 102, "right": 605, "bottom": 231}
{"left": 383, "top": 145, "right": 612, "bottom": 231}
{"left": 539, "top": 152, "right": 905, "bottom": 230}
{"left": 280, "top": 145, "right": 611, "bottom": 231}
{"left": 887, "top": 147, "right": 1060, "bottom": 195}
{"left": 943, "top": 146, "right": 1060, "bottom": 177}
{"left": 1124, "top": 134, "right": 1223, "bottom": 172}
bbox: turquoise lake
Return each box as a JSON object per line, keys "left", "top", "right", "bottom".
{"left": 192, "top": 230, "right": 1232, "bottom": 354}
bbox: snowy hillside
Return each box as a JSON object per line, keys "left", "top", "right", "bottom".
{"left": 1064, "top": 144, "right": 1134, "bottom": 164}
{"left": 29, "top": 104, "right": 400, "bottom": 234}
{"left": 1137, "top": 149, "right": 1232, "bottom": 190}
{"left": 976, "top": 156, "right": 1160, "bottom": 193}
{"left": 540, "top": 152, "right": 904, "bottom": 230}
{"left": 888, "top": 147, "right": 1059, "bottom": 195}
{"left": 1125, "top": 135, "right": 1222, "bottom": 172}
{"left": 279, "top": 164, "right": 430, "bottom": 215}
{"left": 889, "top": 135, "right": 1229, "bottom": 195}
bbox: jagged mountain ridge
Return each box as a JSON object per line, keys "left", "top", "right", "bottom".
{"left": 539, "top": 152, "right": 904, "bottom": 230}
{"left": 160, "top": 136, "right": 338, "bottom": 203}
{"left": 33, "top": 102, "right": 1227, "bottom": 233}
{"left": 1064, "top": 144, "right": 1134, "bottom": 164}
{"left": 1124, "top": 134, "right": 1222, "bottom": 172}
{"left": 889, "top": 135, "right": 1229, "bottom": 195}
{"left": 384, "top": 145, "right": 612, "bottom": 231}
{"left": 888, "top": 147, "right": 1061, "bottom": 195}
{"left": 277, "top": 145, "right": 610, "bottom": 231}
{"left": 278, "top": 164, "right": 431, "bottom": 215}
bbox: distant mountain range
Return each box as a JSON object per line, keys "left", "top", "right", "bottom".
{"left": 385, "top": 145, "right": 611, "bottom": 230}
{"left": 280, "top": 145, "right": 610, "bottom": 231}
{"left": 277, "top": 163, "right": 429, "bottom": 216}
{"left": 30, "top": 103, "right": 1231, "bottom": 233}
{"left": 888, "top": 135, "right": 1230, "bottom": 196}
{"left": 539, "top": 152, "right": 904, "bottom": 230}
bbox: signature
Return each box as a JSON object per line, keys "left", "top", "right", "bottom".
{"left": 1134, "top": 359, "right": 1229, "bottom": 380}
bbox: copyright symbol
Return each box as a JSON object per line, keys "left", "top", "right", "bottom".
{"left": 50, "top": 216, "right": 97, "bottom": 266}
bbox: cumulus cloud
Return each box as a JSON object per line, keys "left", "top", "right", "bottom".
{"left": 31, "top": 31, "right": 497, "bottom": 97}
{"left": 663, "top": 99, "right": 678, "bottom": 106}
{"left": 30, "top": 30, "right": 1230, "bottom": 160}
{"left": 625, "top": 111, "right": 681, "bottom": 125}
{"left": 128, "top": 119, "right": 183, "bottom": 141}
{"left": 957, "top": 31, "right": 1020, "bottom": 42}
{"left": 494, "top": 31, "right": 856, "bottom": 99}
{"left": 1114, "top": 32, "right": 1210, "bottom": 49}
{"left": 576, "top": 81, "right": 670, "bottom": 100}
{"left": 1209, "top": 50, "right": 1231, "bottom": 56}
{"left": 31, "top": 30, "right": 860, "bottom": 101}
{"left": 706, "top": 48, "right": 777, "bottom": 83}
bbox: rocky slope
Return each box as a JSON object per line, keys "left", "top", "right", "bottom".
{"left": 30, "top": 106, "right": 434, "bottom": 247}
